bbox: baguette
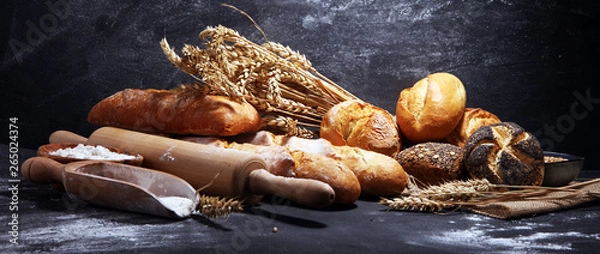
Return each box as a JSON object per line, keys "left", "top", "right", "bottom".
{"left": 88, "top": 89, "right": 261, "bottom": 136}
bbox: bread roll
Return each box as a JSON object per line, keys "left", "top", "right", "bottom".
{"left": 333, "top": 146, "right": 407, "bottom": 196}
{"left": 444, "top": 108, "right": 501, "bottom": 147}
{"left": 291, "top": 151, "right": 361, "bottom": 204}
{"left": 463, "top": 122, "right": 545, "bottom": 186}
{"left": 396, "top": 142, "right": 464, "bottom": 186}
{"left": 320, "top": 100, "right": 400, "bottom": 156}
{"left": 395, "top": 72, "right": 466, "bottom": 143}
{"left": 276, "top": 135, "right": 407, "bottom": 197}
{"left": 88, "top": 89, "right": 261, "bottom": 136}
{"left": 232, "top": 131, "right": 408, "bottom": 197}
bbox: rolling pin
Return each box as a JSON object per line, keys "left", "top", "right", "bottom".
{"left": 49, "top": 127, "right": 335, "bottom": 208}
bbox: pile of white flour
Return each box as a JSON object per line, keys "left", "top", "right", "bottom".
{"left": 50, "top": 144, "right": 137, "bottom": 160}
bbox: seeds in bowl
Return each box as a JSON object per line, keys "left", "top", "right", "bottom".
{"left": 49, "top": 144, "right": 136, "bottom": 160}
{"left": 544, "top": 156, "right": 568, "bottom": 163}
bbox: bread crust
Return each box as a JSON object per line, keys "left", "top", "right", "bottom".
{"left": 333, "top": 146, "right": 408, "bottom": 196}
{"left": 463, "top": 122, "right": 545, "bottom": 186}
{"left": 234, "top": 131, "right": 408, "bottom": 197}
{"left": 396, "top": 142, "right": 464, "bottom": 186}
{"left": 291, "top": 151, "right": 361, "bottom": 204}
{"left": 395, "top": 73, "right": 466, "bottom": 143}
{"left": 444, "top": 108, "right": 502, "bottom": 147}
{"left": 320, "top": 100, "right": 400, "bottom": 156}
{"left": 88, "top": 89, "right": 261, "bottom": 136}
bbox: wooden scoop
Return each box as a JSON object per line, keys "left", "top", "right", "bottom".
{"left": 50, "top": 127, "right": 336, "bottom": 208}
{"left": 22, "top": 157, "right": 199, "bottom": 219}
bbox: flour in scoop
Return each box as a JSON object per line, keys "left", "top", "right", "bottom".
{"left": 158, "top": 196, "right": 195, "bottom": 218}
{"left": 50, "top": 144, "right": 137, "bottom": 160}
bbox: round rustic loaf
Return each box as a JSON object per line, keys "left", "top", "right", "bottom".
{"left": 444, "top": 108, "right": 502, "bottom": 147}
{"left": 395, "top": 142, "right": 464, "bottom": 186}
{"left": 463, "top": 122, "right": 545, "bottom": 186}
{"left": 320, "top": 100, "right": 400, "bottom": 157}
{"left": 395, "top": 72, "right": 467, "bottom": 143}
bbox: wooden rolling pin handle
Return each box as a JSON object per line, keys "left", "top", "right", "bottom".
{"left": 247, "top": 169, "right": 336, "bottom": 208}
{"left": 21, "top": 157, "right": 65, "bottom": 185}
{"left": 49, "top": 130, "right": 88, "bottom": 144}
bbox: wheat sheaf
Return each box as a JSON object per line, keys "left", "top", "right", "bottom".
{"left": 160, "top": 4, "right": 360, "bottom": 138}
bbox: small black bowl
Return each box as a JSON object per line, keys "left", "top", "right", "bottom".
{"left": 542, "top": 151, "right": 585, "bottom": 187}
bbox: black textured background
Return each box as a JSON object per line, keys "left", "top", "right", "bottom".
{"left": 1, "top": 0, "right": 599, "bottom": 169}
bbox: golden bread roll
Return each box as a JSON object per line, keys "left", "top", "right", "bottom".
{"left": 88, "top": 89, "right": 261, "bottom": 136}
{"left": 396, "top": 142, "right": 464, "bottom": 186}
{"left": 395, "top": 72, "right": 467, "bottom": 143}
{"left": 463, "top": 122, "right": 545, "bottom": 186}
{"left": 291, "top": 151, "right": 361, "bottom": 204}
{"left": 276, "top": 135, "right": 407, "bottom": 197}
{"left": 444, "top": 108, "right": 501, "bottom": 147}
{"left": 320, "top": 100, "right": 400, "bottom": 156}
{"left": 332, "top": 146, "right": 408, "bottom": 196}
{"left": 233, "top": 131, "right": 408, "bottom": 197}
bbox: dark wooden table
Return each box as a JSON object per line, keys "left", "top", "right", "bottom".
{"left": 2, "top": 144, "right": 599, "bottom": 253}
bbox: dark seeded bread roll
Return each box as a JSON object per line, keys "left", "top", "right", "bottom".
{"left": 463, "top": 122, "right": 545, "bottom": 186}
{"left": 395, "top": 142, "right": 464, "bottom": 186}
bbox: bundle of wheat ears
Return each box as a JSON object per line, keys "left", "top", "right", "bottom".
{"left": 160, "top": 5, "right": 359, "bottom": 138}
{"left": 380, "top": 176, "right": 600, "bottom": 214}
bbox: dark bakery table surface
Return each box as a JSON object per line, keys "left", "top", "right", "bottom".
{"left": 2, "top": 144, "right": 599, "bottom": 253}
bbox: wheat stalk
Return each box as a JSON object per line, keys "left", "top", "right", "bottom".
{"left": 381, "top": 178, "right": 600, "bottom": 213}
{"left": 196, "top": 194, "right": 243, "bottom": 219}
{"left": 380, "top": 197, "right": 452, "bottom": 212}
{"left": 192, "top": 170, "right": 244, "bottom": 219}
{"left": 160, "top": 5, "right": 361, "bottom": 137}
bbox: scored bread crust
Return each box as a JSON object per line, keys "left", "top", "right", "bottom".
{"left": 444, "top": 108, "right": 502, "bottom": 147}
{"left": 320, "top": 100, "right": 400, "bottom": 157}
{"left": 395, "top": 72, "right": 466, "bottom": 143}
{"left": 463, "top": 122, "right": 545, "bottom": 186}
{"left": 88, "top": 89, "right": 261, "bottom": 136}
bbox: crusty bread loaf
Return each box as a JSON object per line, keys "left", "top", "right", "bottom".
{"left": 88, "top": 89, "right": 261, "bottom": 136}
{"left": 250, "top": 133, "right": 407, "bottom": 197}
{"left": 463, "top": 122, "right": 545, "bottom": 186}
{"left": 395, "top": 72, "right": 467, "bottom": 143}
{"left": 396, "top": 142, "right": 464, "bottom": 186}
{"left": 291, "top": 151, "right": 361, "bottom": 204}
{"left": 444, "top": 108, "right": 501, "bottom": 147}
{"left": 333, "top": 146, "right": 407, "bottom": 196}
{"left": 320, "top": 100, "right": 400, "bottom": 156}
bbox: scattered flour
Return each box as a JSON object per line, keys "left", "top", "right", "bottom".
{"left": 428, "top": 214, "right": 600, "bottom": 251}
{"left": 158, "top": 196, "right": 195, "bottom": 218}
{"left": 50, "top": 144, "right": 136, "bottom": 160}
